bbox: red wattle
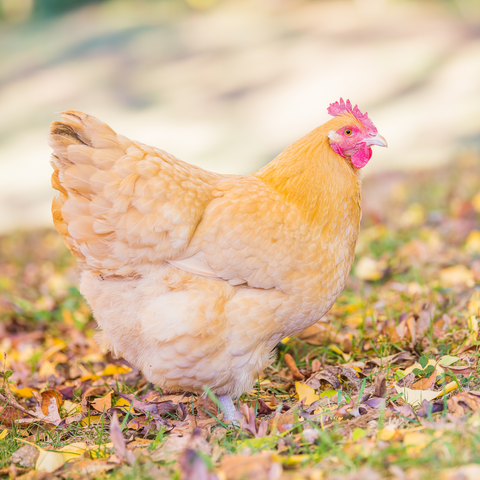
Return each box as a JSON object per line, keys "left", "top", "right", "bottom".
{"left": 351, "top": 144, "right": 372, "bottom": 169}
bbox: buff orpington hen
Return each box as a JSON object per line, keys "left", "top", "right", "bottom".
{"left": 49, "top": 99, "right": 386, "bottom": 421}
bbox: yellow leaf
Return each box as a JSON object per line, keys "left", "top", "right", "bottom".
{"left": 439, "top": 265, "right": 474, "bottom": 287}
{"left": 36, "top": 442, "right": 87, "bottom": 472}
{"left": 38, "top": 360, "right": 58, "bottom": 379}
{"left": 468, "top": 291, "right": 480, "bottom": 316}
{"left": 403, "top": 432, "right": 431, "bottom": 455}
{"left": 394, "top": 385, "right": 441, "bottom": 407}
{"left": 281, "top": 454, "right": 309, "bottom": 466}
{"left": 467, "top": 315, "right": 479, "bottom": 344}
{"left": 80, "top": 373, "right": 100, "bottom": 382}
{"left": 12, "top": 387, "right": 38, "bottom": 398}
{"left": 472, "top": 192, "right": 480, "bottom": 212}
{"left": 330, "top": 345, "right": 351, "bottom": 362}
{"left": 39, "top": 342, "right": 67, "bottom": 362}
{"left": 81, "top": 353, "right": 105, "bottom": 363}
{"left": 295, "top": 382, "right": 319, "bottom": 406}
{"left": 344, "top": 314, "right": 363, "bottom": 329}
{"left": 378, "top": 425, "right": 396, "bottom": 441}
{"left": 399, "top": 203, "right": 425, "bottom": 227}
{"left": 352, "top": 428, "right": 367, "bottom": 442}
{"left": 0, "top": 429, "right": 8, "bottom": 440}
{"left": 394, "top": 381, "right": 458, "bottom": 407}
{"left": 36, "top": 450, "right": 67, "bottom": 473}
{"left": 355, "top": 257, "right": 385, "bottom": 281}
{"left": 80, "top": 415, "right": 103, "bottom": 427}
{"left": 114, "top": 397, "right": 131, "bottom": 408}
{"left": 280, "top": 337, "right": 290, "bottom": 344}
{"left": 465, "top": 231, "right": 480, "bottom": 253}
{"left": 101, "top": 364, "right": 132, "bottom": 376}
{"left": 63, "top": 400, "right": 82, "bottom": 415}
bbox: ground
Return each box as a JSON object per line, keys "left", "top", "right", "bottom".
{"left": 2, "top": 152, "right": 480, "bottom": 479}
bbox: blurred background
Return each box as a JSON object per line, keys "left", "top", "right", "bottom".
{"left": 0, "top": 0, "right": 480, "bottom": 232}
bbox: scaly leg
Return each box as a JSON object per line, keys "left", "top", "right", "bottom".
{"left": 217, "top": 394, "right": 237, "bottom": 423}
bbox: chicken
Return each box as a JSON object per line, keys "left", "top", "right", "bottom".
{"left": 49, "top": 99, "right": 386, "bottom": 420}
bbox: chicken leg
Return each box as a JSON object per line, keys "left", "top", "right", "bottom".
{"left": 217, "top": 394, "right": 237, "bottom": 423}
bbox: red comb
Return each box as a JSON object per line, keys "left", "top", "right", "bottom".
{"left": 327, "top": 98, "right": 377, "bottom": 133}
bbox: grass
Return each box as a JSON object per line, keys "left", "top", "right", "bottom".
{"left": 1, "top": 153, "right": 480, "bottom": 479}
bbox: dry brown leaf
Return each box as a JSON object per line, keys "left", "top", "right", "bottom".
{"left": 39, "top": 390, "right": 63, "bottom": 416}
{"left": 447, "top": 391, "right": 480, "bottom": 417}
{"left": 311, "top": 359, "right": 321, "bottom": 373}
{"left": 34, "top": 397, "right": 62, "bottom": 426}
{"left": 150, "top": 432, "right": 212, "bottom": 462}
{"left": 218, "top": 451, "right": 282, "bottom": 480}
{"left": 109, "top": 412, "right": 135, "bottom": 465}
{"left": 61, "top": 459, "right": 116, "bottom": 476}
{"left": 196, "top": 396, "right": 218, "bottom": 420}
{"left": 411, "top": 368, "right": 438, "bottom": 391}
{"left": 0, "top": 406, "right": 30, "bottom": 426}
{"left": 296, "top": 322, "right": 339, "bottom": 345}
{"left": 11, "top": 444, "right": 40, "bottom": 468}
{"left": 284, "top": 353, "right": 304, "bottom": 381}
{"left": 82, "top": 386, "right": 110, "bottom": 400}
{"left": 91, "top": 391, "right": 112, "bottom": 412}
{"left": 373, "top": 371, "right": 387, "bottom": 398}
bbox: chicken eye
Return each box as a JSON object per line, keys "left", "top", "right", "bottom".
{"left": 345, "top": 129, "right": 353, "bottom": 136}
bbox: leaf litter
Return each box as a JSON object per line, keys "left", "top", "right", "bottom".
{"left": 2, "top": 157, "right": 480, "bottom": 478}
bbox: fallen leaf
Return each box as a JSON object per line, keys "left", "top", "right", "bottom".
{"left": 80, "top": 415, "right": 103, "bottom": 427}
{"left": 196, "top": 396, "right": 218, "bottom": 419}
{"left": 295, "top": 383, "right": 319, "bottom": 406}
{"left": 378, "top": 424, "right": 397, "bottom": 441}
{"left": 447, "top": 391, "right": 480, "bottom": 417}
{"left": 39, "top": 389, "right": 63, "bottom": 416}
{"left": 34, "top": 397, "right": 62, "bottom": 426}
{"left": 465, "top": 230, "right": 480, "bottom": 253}
{"left": 330, "top": 345, "right": 351, "bottom": 362}
{"left": 109, "top": 412, "right": 135, "bottom": 465}
{"left": 91, "top": 391, "right": 112, "bottom": 413}
{"left": 440, "top": 265, "right": 474, "bottom": 287}
{"left": 403, "top": 431, "right": 431, "bottom": 454}
{"left": 179, "top": 428, "right": 217, "bottom": 480}
{"left": 373, "top": 371, "right": 387, "bottom": 398}
{"left": 36, "top": 442, "right": 87, "bottom": 473}
{"left": 12, "top": 387, "right": 38, "bottom": 398}
{"left": 284, "top": 353, "right": 304, "bottom": 380}
{"left": 38, "top": 360, "right": 58, "bottom": 379}
{"left": 394, "top": 385, "right": 441, "bottom": 407}
{"left": 355, "top": 257, "right": 386, "bottom": 281}
{"left": 101, "top": 364, "right": 132, "bottom": 376}
{"left": 442, "top": 464, "right": 480, "bottom": 480}
{"left": 438, "top": 355, "right": 460, "bottom": 366}
{"left": 218, "top": 451, "right": 282, "bottom": 480}
{"left": 150, "top": 431, "right": 212, "bottom": 462}
{"left": 11, "top": 444, "right": 39, "bottom": 468}
{"left": 411, "top": 368, "right": 437, "bottom": 391}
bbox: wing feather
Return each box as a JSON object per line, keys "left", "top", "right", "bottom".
{"left": 50, "top": 111, "right": 219, "bottom": 275}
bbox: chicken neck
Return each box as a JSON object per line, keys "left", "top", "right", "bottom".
{"left": 254, "top": 122, "right": 362, "bottom": 225}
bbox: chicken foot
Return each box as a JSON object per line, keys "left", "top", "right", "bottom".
{"left": 217, "top": 394, "right": 237, "bottom": 423}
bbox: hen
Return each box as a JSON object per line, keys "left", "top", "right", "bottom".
{"left": 49, "top": 99, "right": 386, "bottom": 420}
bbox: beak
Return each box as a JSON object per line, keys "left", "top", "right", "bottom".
{"left": 365, "top": 133, "right": 388, "bottom": 148}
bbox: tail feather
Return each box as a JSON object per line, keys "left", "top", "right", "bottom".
{"left": 49, "top": 111, "right": 126, "bottom": 269}
{"left": 49, "top": 110, "right": 217, "bottom": 275}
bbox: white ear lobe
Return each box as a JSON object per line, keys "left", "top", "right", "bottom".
{"left": 328, "top": 130, "right": 341, "bottom": 142}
